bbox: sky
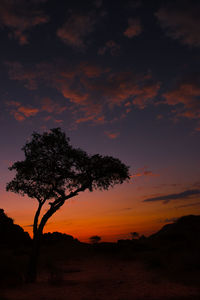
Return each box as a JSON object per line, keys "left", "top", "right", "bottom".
{"left": 0, "top": 0, "right": 200, "bottom": 242}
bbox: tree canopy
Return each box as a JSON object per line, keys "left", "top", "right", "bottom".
{"left": 7, "top": 128, "right": 130, "bottom": 233}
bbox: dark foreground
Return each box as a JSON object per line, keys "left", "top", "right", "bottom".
{"left": 1, "top": 215, "right": 200, "bottom": 300}
{"left": 1, "top": 254, "right": 200, "bottom": 300}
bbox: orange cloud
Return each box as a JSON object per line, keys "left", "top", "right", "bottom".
{"left": 124, "top": 18, "right": 142, "bottom": 38}
{"left": 18, "top": 106, "right": 39, "bottom": 117}
{"left": 156, "top": 0, "right": 200, "bottom": 47}
{"left": 12, "top": 111, "right": 25, "bottom": 122}
{"left": 8, "top": 103, "right": 39, "bottom": 121}
{"left": 6, "top": 61, "right": 160, "bottom": 125}
{"left": 0, "top": 0, "right": 49, "bottom": 45}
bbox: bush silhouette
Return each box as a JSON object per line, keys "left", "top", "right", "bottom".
{"left": 89, "top": 235, "right": 101, "bottom": 244}
{"left": 0, "top": 209, "right": 30, "bottom": 245}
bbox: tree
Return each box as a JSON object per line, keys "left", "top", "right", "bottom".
{"left": 130, "top": 232, "right": 139, "bottom": 239}
{"left": 89, "top": 235, "right": 101, "bottom": 244}
{"left": 6, "top": 128, "right": 130, "bottom": 282}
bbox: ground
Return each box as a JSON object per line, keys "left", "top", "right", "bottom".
{"left": 2, "top": 255, "right": 200, "bottom": 300}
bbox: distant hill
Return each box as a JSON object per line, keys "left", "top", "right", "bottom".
{"left": 0, "top": 209, "right": 31, "bottom": 245}
{"left": 149, "top": 215, "right": 200, "bottom": 245}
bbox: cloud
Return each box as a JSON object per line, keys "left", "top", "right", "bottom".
{"left": 17, "top": 106, "right": 39, "bottom": 117}
{"left": 143, "top": 189, "right": 200, "bottom": 204}
{"left": 94, "top": 0, "right": 103, "bottom": 8}
{"left": 163, "top": 73, "right": 200, "bottom": 122}
{"left": 133, "top": 167, "right": 158, "bottom": 178}
{"left": 6, "top": 97, "right": 66, "bottom": 122}
{"left": 156, "top": 0, "right": 200, "bottom": 47}
{"left": 129, "top": 0, "right": 142, "bottom": 9}
{"left": 195, "top": 122, "right": 200, "bottom": 131}
{"left": 98, "top": 40, "right": 121, "bottom": 56}
{"left": 175, "top": 201, "right": 200, "bottom": 209}
{"left": 104, "top": 131, "right": 120, "bottom": 139}
{"left": 6, "top": 61, "right": 39, "bottom": 89}
{"left": 159, "top": 217, "right": 178, "bottom": 223}
{"left": 0, "top": 0, "right": 49, "bottom": 45}
{"left": 83, "top": 71, "right": 160, "bottom": 109}
{"left": 124, "top": 18, "right": 142, "bottom": 38}
{"left": 57, "top": 12, "right": 96, "bottom": 49}
{"left": 41, "top": 98, "right": 67, "bottom": 114}
{"left": 7, "top": 102, "right": 39, "bottom": 121}
{"left": 6, "top": 60, "right": 160, "bottom": 124}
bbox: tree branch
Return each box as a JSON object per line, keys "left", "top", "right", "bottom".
{"left": 38, "top": 185, "right": 88, "bottom": 234}
{"left": 33, "top": 201, "right": 44, "bottom": 238}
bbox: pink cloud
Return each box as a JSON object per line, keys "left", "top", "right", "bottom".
{"left": 0, "top": 0, "right": 49, "bottom": 45}
{"left": 156, "top": 1, "right": 200, "bottom": 47}
{"left": 124, "top": 18, "right": 142, "bottom": 38}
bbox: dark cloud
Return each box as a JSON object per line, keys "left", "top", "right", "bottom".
{"left": 163, "top": 73, "right": 200, "bottom": 124}
{"left": 143, "top": 189, "right": 200, "bottom": 204}
{"left": 0, "top": 0, "right": 49, "bottom": 45}
{"left": 124, "top": 18, "right": 142, "bottom": 38}
{"left": 98, "top": 40, "right": 121, "bottom": 56}
{"left": 57, "top": 12, "right": 97, "bottom": 49}
{"left": 94, "top": 0, "right": 103, "bottom": 8}
{"left": 175, "top": 201, "right": 200, "bottom": 209}
{"left": 156, "top": 0, "right": 200, "bottom": 47}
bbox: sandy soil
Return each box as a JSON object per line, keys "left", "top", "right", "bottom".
{"left": 2, "top": 257, "right": 200, "bottom": 300}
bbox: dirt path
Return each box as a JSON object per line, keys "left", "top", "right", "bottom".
{"left": 3, "top": 257, "right": 200, "bottom": 300}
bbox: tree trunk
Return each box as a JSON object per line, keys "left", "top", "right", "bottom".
{"left": 26, "top": 232, "right": 41, "bottom": 283}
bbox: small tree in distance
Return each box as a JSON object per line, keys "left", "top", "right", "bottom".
{"left": 130, "top": 232, "right": 139, "bottom": 239}
{"left": 6, "top": 128, "right": 130, "bottom": 282}
{"left": 89, "top": 235, "right": 101, "bottom": 244}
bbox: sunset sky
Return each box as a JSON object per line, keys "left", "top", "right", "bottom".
{"left": 0, "top": 0, "right": 200, "bottom": 242}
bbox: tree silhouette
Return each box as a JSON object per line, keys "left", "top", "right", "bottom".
{"left": 130, "top": 232, "right": 139, "bottom": 239}
{"left": 6, "top": 128, "right": 130, "bottom": 282}
{"left": 89, "top": 235, "right": 101, "bottom": 244}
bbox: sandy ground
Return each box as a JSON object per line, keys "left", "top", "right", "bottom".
{"left": 2, "top": 257, "right": 200, "bottom": 300}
